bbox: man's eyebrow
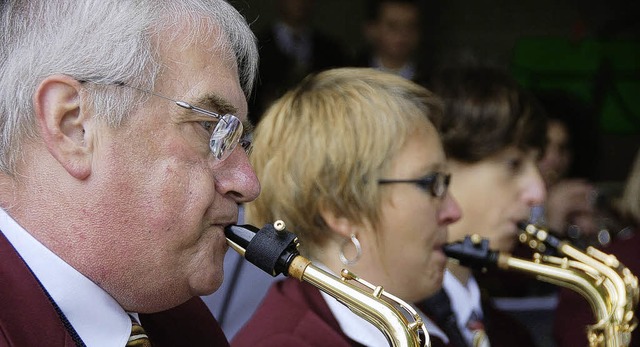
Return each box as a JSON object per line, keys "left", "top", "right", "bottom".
{"left": 192, "top": 93, "right": 254, "bottom": 135}
{"left": 193, "top": 93, "right": 238, "bottom": 115}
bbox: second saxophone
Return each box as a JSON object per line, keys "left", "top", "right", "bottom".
{"left": 444, "top": 223, "right": 638, "bottom": 347}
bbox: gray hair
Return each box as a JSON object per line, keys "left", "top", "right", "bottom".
{"left": 0, "top": 0, "right": 258, "bottom": 175}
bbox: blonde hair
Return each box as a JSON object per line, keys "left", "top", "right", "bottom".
{"left": 246, "top": 67, "right": 442, "bottom": 251}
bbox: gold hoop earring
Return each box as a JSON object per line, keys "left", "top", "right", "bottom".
{"left": 339, "top": 234, "right": 362, "bottom": 265}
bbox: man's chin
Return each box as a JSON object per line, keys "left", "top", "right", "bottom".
{"left": 189, "top": 270, "right": 224, "bottom": 297}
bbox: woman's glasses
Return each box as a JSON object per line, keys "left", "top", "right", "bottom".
{"left": 378, "top": 172, "right": 451, "bottom": 198}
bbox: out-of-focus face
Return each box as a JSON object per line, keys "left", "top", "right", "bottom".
{"left": 369, "top": 2, "right": 420, "bottom": 63}
{"left": 538, "top": 120, "right": 571, "bottom": 186}
{"left": 278, "top": 0, "right": 314, "bottom": 26}
{"left": 88, "top": 30, "right": 260, "bottom": 312}
{"left": 448, "top": 147, "right": 546, "bottom": 252}
{"left": 362, "top": 124, "right": 461, "bottom": 302}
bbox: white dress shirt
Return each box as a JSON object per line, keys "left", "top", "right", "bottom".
{"left": 0, "top": 207, "right": 132, "bottom": 346}
{"left": 443, "top": 269, "right": 490, "bottom": 347}
{"left": 370, "top": 56, "right": 417, "bottom": 81}
{"left": 274, "top": 21, "right": 312, "bottom": 68}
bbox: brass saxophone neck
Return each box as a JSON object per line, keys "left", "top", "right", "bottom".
{"left": 224, "top": 221, "right": 430, "bottom": 347}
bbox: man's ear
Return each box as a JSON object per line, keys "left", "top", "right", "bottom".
{"left": 34, "top": 75, "right": 92, "bottom": 179}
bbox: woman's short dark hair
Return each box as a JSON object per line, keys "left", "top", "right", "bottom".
{"left": 429, "top": 66, "right": 547, "bottom": 163}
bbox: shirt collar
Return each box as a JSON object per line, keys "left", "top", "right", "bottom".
{"left": 443, "top": 270, "right": 483, "bottom": 323}
{"left": 0, "top": 207, "right": 132, "bottom": 347}
{"left": 371, "top": 56, "right": 416, "bottom": 80}
{"left": 443, "top": 269, "right": 484, "bottom": 344}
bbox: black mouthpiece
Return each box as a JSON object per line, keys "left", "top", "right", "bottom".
{"left": 443, "top": 236, "right": 499, "bottom": 271}
{"left": 224, "top": 223, "right": 299, "bottom": 277}
{"left": 225, "top": 224, "right": 260, "bottom": 250}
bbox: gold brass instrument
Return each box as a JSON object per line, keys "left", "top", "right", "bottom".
{"left": 224, "top": 221, "right": 430, "bottom": 347}
{"left": 520, "top": 223, "right": 638, "bottom": 347}
{"left": 444, "top": 224, "right": 638, "bottom": 347}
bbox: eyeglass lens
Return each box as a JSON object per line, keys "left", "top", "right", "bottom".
{"left": 431, "top": 173, "right": 450, "bottom": 198}
{"left": 210, "top": 114, "right": 243, "bottom": 161}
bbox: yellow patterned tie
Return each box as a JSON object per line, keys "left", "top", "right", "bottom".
{"left": 127, "top": 315, "right": 152, "bottom": 347}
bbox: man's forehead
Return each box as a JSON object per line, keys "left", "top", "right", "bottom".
{"left": 156, "top": 46, "right": 245, "bottom": 113}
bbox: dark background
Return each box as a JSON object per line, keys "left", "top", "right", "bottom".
{"left": 231, "top": 0, "right": 640, "bottom": 183}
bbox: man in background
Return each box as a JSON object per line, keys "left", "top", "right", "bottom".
{"left": 354, "top": 0, "right": 429, "bottom": 83}
{"left": 250, "top": 0, "right": 349, "bottom": 124}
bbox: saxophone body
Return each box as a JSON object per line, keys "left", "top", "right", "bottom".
{"left": 224, "top": 221, "right": 430, "bottom": 347}
{"left": 520, "top": 223, "right": 638, "bottom": 347}
{"left": 444, "top": 225, "right": 639, "bottom": 347}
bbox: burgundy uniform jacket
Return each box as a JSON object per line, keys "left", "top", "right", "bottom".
{"left": 233, "top": 274, "right": 528, "bottom": 347}
{"left": 231, "top": 277, "right": 366, "bottom": 347}
{"left": 0, "top": 230, "right": 228, "bottom": 347}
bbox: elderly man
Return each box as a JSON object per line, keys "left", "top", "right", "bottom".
{"left": 0, "top": 0, "right": 260, "bottom": 346}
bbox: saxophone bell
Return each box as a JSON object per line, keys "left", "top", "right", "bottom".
{"left": 445, "top": 223, "right": 639, "bottom": 347}
{"left": 517, "top": 222, "right": 639, "bottom": 347}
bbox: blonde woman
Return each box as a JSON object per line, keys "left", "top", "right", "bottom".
{"left": 233, "top": 68, "right": 461, "bottom": 347}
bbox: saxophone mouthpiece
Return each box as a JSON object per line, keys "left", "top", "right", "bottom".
{"left": 443, "top": 235, "right": 500, "bottom": 271}
{"left": 224, "top": 222, "right": 299, "bottom": 277}
{"left": 225, "top": 224, "right": 260, "bottom": 256}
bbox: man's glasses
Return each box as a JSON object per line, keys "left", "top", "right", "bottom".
{"left": 82, "top": 80, "right": 251, "bottom": 162}
{"left": 378, "top": 172, "right": 451, "bottom": 198}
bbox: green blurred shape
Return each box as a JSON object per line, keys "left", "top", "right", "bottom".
{"left": 511, "top": 38, "right": 640, "bottom": 134}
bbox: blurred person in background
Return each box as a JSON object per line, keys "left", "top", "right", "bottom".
{"left": 250, "top": 0, "right": 349, "bottom": 125}
{"left": 532, "top": 90, "right": 602, "bottom": 248}
{"left": 417, "top": 66, "right": 546, "bottom": 347}
{"left": 354, "top": 0, "right": 430, "bottom": 83}
{"left": 554, "top": 147, "right": 640, "bottom": 346}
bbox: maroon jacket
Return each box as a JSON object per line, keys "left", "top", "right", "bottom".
{"left": 0, "top": 230, "right": 228, "bottom": 347}
{"left": 231, "top": 278, "right": 366, "bottom": 347}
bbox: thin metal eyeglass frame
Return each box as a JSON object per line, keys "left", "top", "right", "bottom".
{"left": 81, "top": 80, "right": 250, "bottom": 161}
{"left": 378, "top": 172, "right": 451, "bottom": 198}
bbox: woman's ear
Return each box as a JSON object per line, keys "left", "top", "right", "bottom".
{"left": 34, "top": 74, "right": 93, "bottom": 179}
{"left": 319, "top": 204, "right": 359, "bottom": 239}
